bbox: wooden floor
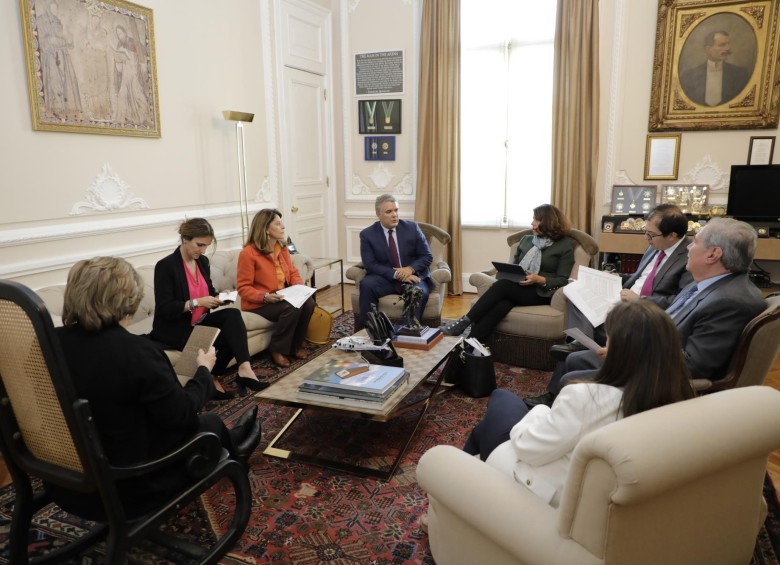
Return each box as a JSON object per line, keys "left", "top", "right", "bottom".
{"left": 317, "top": 283, "right": 780, "bottom": 488}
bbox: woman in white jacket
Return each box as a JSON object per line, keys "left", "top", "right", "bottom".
{"left": 463, "top": 300, "right": 694, "bottom": 508}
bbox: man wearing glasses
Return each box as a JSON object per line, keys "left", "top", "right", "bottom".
{"left": 526, "top": 217, "right": 766, "bottom": 408}
{"left": 551, "top": 203, "right": 692, "bottom": 356}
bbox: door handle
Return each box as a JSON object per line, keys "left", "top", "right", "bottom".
{"left": 291, "top": 206, "right": 299, "bottom": 213}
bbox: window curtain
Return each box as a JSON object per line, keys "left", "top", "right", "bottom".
{"left": 416, "top": 0, "right": 462, "bottom": 295}
{"left": 551, "top": 0, "right": 599, "bottom": 233}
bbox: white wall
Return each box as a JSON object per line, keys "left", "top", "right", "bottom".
{"left": 1, "top": 0, "right": 272, "bottom": 288}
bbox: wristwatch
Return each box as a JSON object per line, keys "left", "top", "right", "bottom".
{"left": 192, "top": 299, "right": 199, "bottom": 309}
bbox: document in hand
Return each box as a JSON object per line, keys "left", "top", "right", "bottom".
{"left": 562, "top": 266, "right": 622, "bottom": 327}
{"left": 173, "top": 325, "right": 220, "bottom": 382}
{"left": 276, "top": 284, "right": 317, "bottom": 308}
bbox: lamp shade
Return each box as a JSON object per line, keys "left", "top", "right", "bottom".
{"left": 222, "top": 110, "right": 254, "bottom": 122}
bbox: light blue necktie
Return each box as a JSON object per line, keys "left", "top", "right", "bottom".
{"left": 667, "top": 283, "right": 699, "bottom": 317}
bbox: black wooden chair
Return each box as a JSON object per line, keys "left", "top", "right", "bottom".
{"left": 0, "top": 279, "right": 251, "bottom": 564}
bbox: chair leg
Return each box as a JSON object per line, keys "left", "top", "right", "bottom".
{"left": 9, "top": 474, "right": 35, "bottom": 565}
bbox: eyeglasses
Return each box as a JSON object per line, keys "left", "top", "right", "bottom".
{"left": 644, "top": 230, "right": 665, "bottom": 239}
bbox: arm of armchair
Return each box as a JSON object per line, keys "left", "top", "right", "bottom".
{"left": 292, "top": 254, "right": 314, "bottom": 286}
{"left": 416, "top": 445, "right": 593, "bottom": 565}
{"left": 345, "top": 263, "right": 367, "bottom": 285}
{"left": 468, "top": 272, "right": 498, "bottom": 297}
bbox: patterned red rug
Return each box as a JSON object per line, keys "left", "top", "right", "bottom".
{"left": 1, "top": 313, "right": 779, "bottom": 564}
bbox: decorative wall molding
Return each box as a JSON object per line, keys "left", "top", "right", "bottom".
{"left": 682, "top": 155, "right": 729, "bottom": 192}
{"left": 368, "top": 164, "right": 394, "bottom": 189}
{"left": 70, "top": 163, "right": 149, "bottom": 215}
{"left": 613, "top": 169, "right": 637, "bottom": 185}
{"left": 259, "top": 176, "right": 272, "bottom": 202}
{"left": 261, "top": 0, "right": 280, "bottom": 207}
{"left": 0, "top": 203, "right": 261, "bottom": 280}
{"left": 603, "top": 0, "right": 627, "bottom": 206}
{"left": 350, "top": 171, "right": 414, "bottom": 199}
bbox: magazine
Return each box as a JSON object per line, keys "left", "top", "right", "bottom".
{"left": 173, "top": 325, "right": 220, "bottom": 380}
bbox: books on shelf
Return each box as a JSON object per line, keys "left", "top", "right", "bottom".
{"left": 173, "top": 325, "right": 220, "bottom": 381}
{"left": 392, "top": 326, "right": 443, "bottom": 350}
{"left": 299, "top": 361, "right": 408, "bottom": 401}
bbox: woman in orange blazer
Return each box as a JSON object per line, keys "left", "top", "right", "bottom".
{"left": 237, "top": 209, "right": 315, "bottom": 367}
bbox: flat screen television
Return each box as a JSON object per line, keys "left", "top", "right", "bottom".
{"left": 726, "top": 165, "right": 780, "bottom": 222}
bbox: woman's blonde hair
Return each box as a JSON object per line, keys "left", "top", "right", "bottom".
{"left": 246, "top": 208, "right": 287, "bottom": 254}
{"left": 62, "top": 257, "right": 144, "bottom": 332}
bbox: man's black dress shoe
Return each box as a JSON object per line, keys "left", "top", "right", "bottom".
{"left": 549, "top": 341, "right": 588, "bottom": 361}
{"left": 524, "top": 391, "right": 555, "bottom": 408}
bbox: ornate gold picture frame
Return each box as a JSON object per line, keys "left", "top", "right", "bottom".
{"left": 648, "top": 0, "right": 780, "bottom": 131}
{"left": 20, "top": 0, "right": 160, "bottom": 137}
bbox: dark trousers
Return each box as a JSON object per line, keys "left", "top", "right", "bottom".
{"left": 463, "top": 389, "right": 529, "bottom": 461}
{"left": 546, "top": 350, "right": 601, "bottom": 394}
{"left": 249, "top": 296, "right": 315, "bottom": 355}
{"left": 466, "top": 279, "right": 549, "bottom": 341}
{"left": 199, "top": 308, "right": 252, "bottom": 375}
{"left": 357, "top": 275, "right": 430, "bottom": 327}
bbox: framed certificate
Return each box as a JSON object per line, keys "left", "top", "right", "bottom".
{"left": 610, "top": 185, "right": 657, "bottom": 215}
{"left": 644, "top": 134, "right": 681, "bottom": 180}
{"left": 747, "top": 136, "right": 775, "bottom": 165}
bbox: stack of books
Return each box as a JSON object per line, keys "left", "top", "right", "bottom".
{"left": 298, "top": 361, "right": 409, "bottom": 407}
{"left": 392, "top": 326, "right": 443, "bottom": 350}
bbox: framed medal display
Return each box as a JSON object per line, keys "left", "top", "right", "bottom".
{"left": 364, "top": 136, "right": 396, "bottom": 160}
{"left": 358, "top": 99, "right": 401, "bottom": 134}
{"left": 660, "top": 184, "right": 709, "bottom": 215}
{"left": 610, "top": 185, "right": 657, "bottom": 215}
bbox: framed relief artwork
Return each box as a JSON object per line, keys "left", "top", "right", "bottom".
{"left": 648, "top": 0, "right": 780, "bottom": 131}
{"left": 610, "top": 185, "right": 657, "bottom": 215}
{"left": 661, "top": 184, "right": 710, "bottom": 214}
{"left": 358, "top": 99, "right": 401, "bottom": 134}
{"left": 20, "top": 0, "right": 161, "bottom": 137}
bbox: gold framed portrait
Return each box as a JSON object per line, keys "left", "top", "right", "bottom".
{"left": 19, "top": 0, "right": 161, "bottom": 137}
{"left": 648, "top": 0, "right": 780, "bottom": 131}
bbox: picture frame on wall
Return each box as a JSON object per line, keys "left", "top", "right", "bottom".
{"left": 19, "top": 0, "right": 161, "bottom": 137}
{"left": 364, "top": 136, "right": 396, "bottom": 161}
{"left": 648, "top": 0, "right": 780, "bottom": 132}
{"left": 644, "top": 134, "right": 681, "bottom": 180}
{"left": 610, "top": 185, "right": 657, "bottom": 215}
{"left": 660, "top": 184, "right": 710, "bottom": 215}
{"left": 358, "top": 99, "right": 401, "bottom": 134}
{"left": 747, "top": 136, "right": 776, "bottom": 165}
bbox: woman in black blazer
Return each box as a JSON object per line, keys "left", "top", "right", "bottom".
{"left": 52, "top": 256, "right": 260, "bottom": 518}
{"left": 442, "top": 204, "right": 575, "bottom": 341}
{"left": 150, "top": 218, "right": 267, "bottom": 398}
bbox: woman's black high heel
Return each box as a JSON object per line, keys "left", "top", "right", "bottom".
{"left": 236, "top": 376, "right": 269, "bottom": 392}
{"left": 211, "top": 388, "right": 235, "bottom": 401}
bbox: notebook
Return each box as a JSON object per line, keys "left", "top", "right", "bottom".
{"left": 173, "top": 325, "right": 220, "bottom": 381}
{"left": 491, "top": 261, "right": 527, "bottom": 283}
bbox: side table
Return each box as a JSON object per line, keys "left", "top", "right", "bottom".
{"left": 310, "top": 257, "right": 344, "bottom": 314}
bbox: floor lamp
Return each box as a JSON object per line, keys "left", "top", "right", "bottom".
{"left": 223, "top": 110, "right": 254, "bottom": 241}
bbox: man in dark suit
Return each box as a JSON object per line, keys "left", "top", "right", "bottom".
{"left": 679, "top": 30, "right": 752, "bottom": 106}
{"left": 554, "top": 204, "right": 693, "bottom": 354}
{"left": 527, "top": 217, "right": 767, "bottom": 407}
{"left": 358, "top": 194, "right": 433, "bottom": 328}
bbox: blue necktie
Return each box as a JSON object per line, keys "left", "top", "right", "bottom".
{"left": 667, "top": 283, "right": 699, "bottom": 317}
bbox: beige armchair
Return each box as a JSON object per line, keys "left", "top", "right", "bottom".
{"left": 417, "top": 386, "right": 780, "bottom": 565}
{"left": 346, "top": 222, "right": 452, "bottom": 329}
{"left": 468, "top": 229, "right": 598, "bottom": 369}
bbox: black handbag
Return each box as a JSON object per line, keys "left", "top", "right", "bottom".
{"left": 452, "top": 341, "right": 496, "bottom": 398}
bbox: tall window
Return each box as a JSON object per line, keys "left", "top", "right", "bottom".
{"left": 461, "top": 1, "right": 557, "bottom": 227}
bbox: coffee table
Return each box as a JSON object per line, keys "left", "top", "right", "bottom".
{"left": 255, "top": 332, "right": 462, "bottom": 479}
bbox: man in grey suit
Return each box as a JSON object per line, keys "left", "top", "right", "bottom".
{"left": 553, "top": 204, "right": 693, "bottom": 354}
{"left": 527, "top": 217, "right": 766, "bottom": 407}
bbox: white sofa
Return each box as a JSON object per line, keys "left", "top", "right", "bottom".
{"left": 417, "top": 386, "right": 780, "bottom": 565}
{"left": 35, "top": 250, "right": 313, "bottom": 367}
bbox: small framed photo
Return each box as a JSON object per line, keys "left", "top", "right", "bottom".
{"left": 358, "top": 99, "right": 401, "bottom": 134}
{"left": 364, "top": 136, "right": 395, "bottom": 160}
{"left": 660, "top": 184, "right": 709, "bottom": 214}
{"left": 610, "top": 185, "right": 657, "bottom": 215}
{"left": 644, "top": 134, "right": 681, "bottom": 180}
{"left": 747, "top": 136, "right": 775, "bottom": 165}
